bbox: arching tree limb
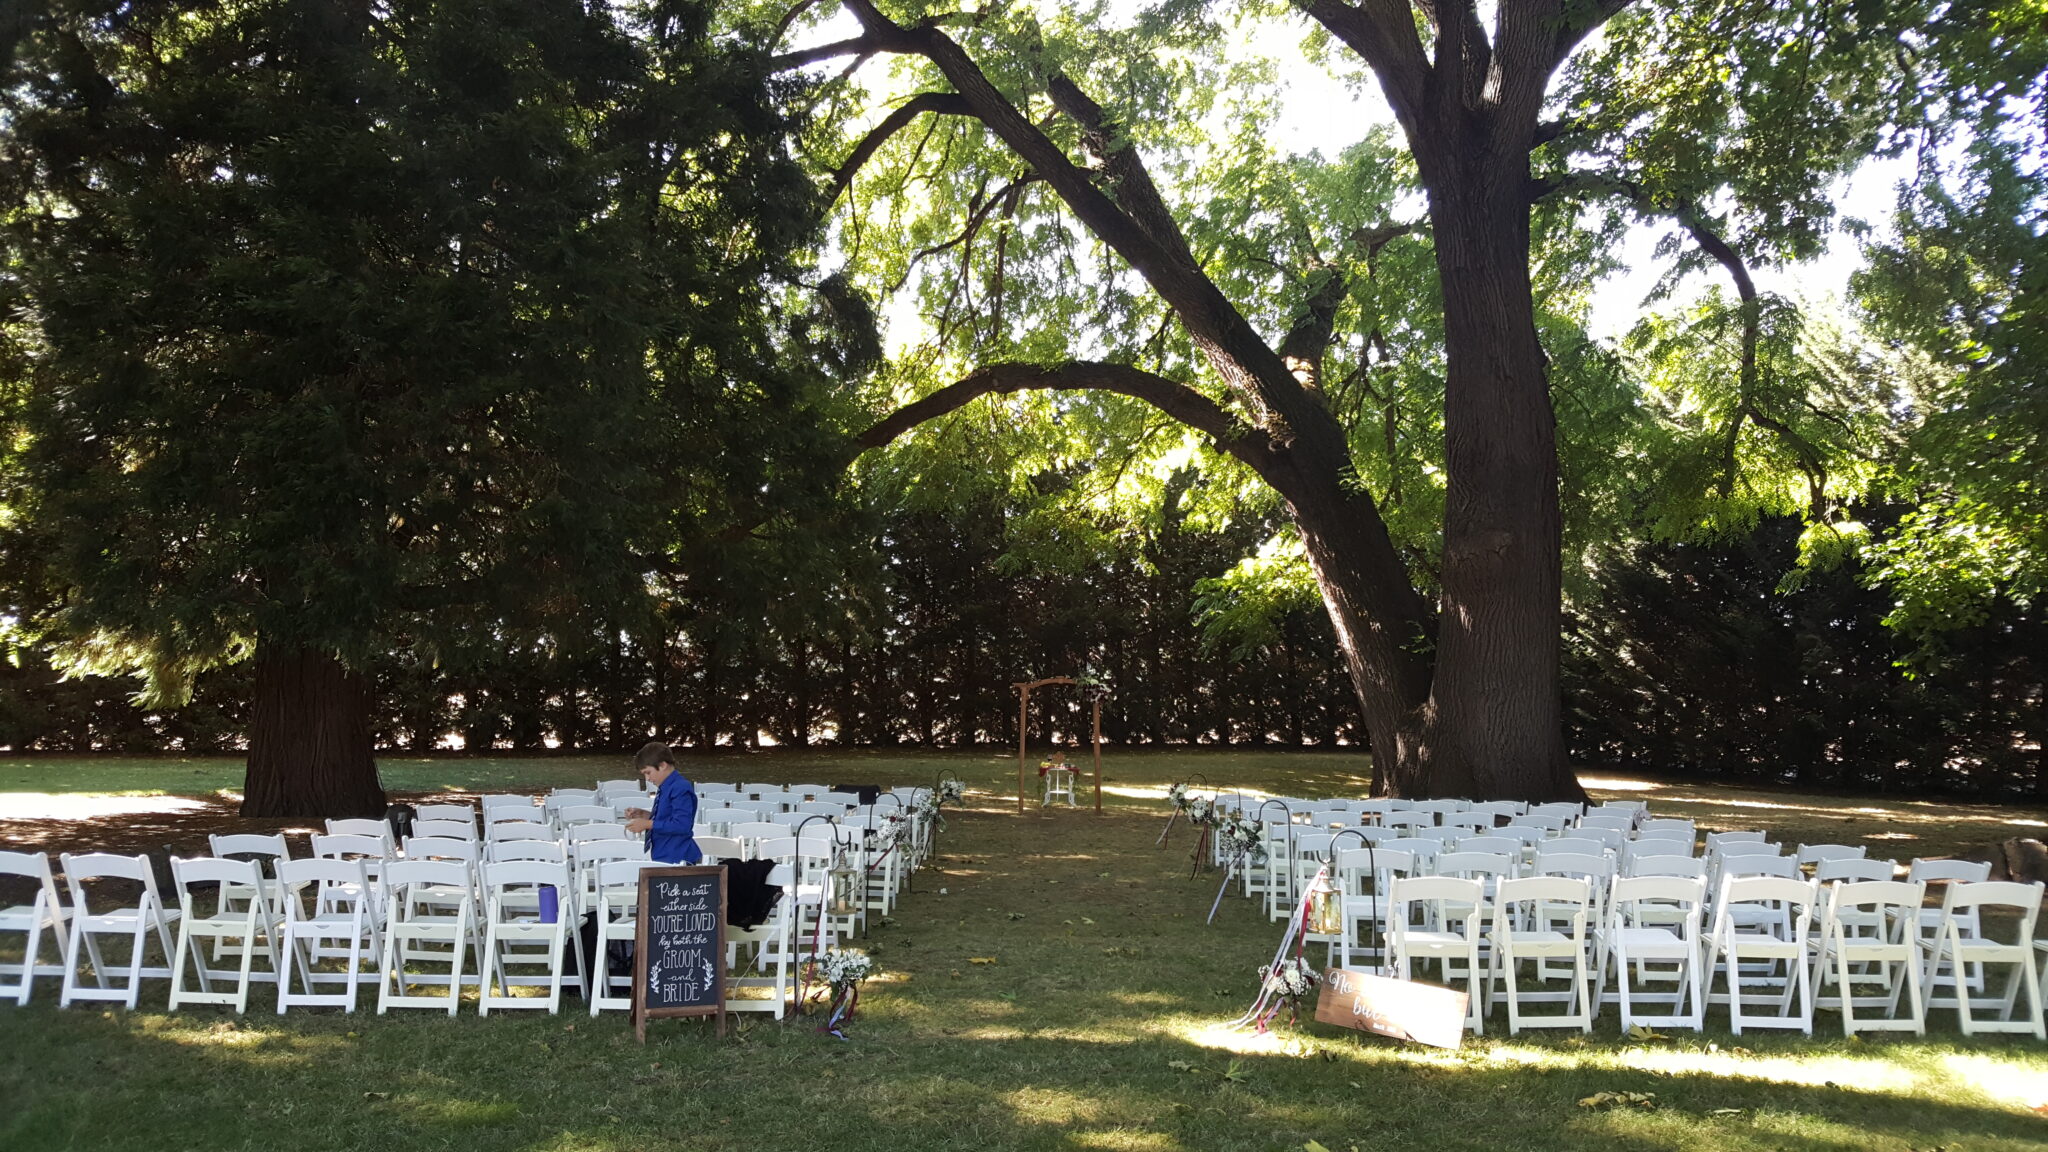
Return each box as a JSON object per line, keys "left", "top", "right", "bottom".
{"left": 853, "top": 362, "right": 1280, "bottom": 477}
{"left": 826, "top": 92, "right": 977, "bottom": 205}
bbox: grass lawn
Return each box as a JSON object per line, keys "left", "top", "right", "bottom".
{"left": 4, "top": 750, "right": 2048, "bottom": 1152}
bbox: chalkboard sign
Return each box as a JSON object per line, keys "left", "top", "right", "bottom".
{"left": 633, "top": 865, "right": 727, "bottom": 1041}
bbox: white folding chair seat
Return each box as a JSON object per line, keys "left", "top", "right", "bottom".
{"left": 0, "top": 850, "right": 71, "bottom": 1004}
{"left": 1708, "top": 875, "right": 1816, "bottom": 1034}
{"left": 1813, "top": 879, "right": 1925, "bottom": 1036}
{"left": 479, "top": 859, "right": 580, "bottom": 1015}
{"left": 1388, "top": 875, "right": 1486, "bottom": 1035}
{"left": 378, "top": 859, "right": 479, "bottom": 1015}
{"left": 1922, "top": 880, "right": 2045, "bottom": 1037}
{"left": 58, "top": 853, "right": 179, "bottom": 1008}
{"left": 275, "top": 857, "right": 378, "bottom": 1012}
{"left": 168, "top": 857, "right": 279, "bottom": 1014}
{"left": 1598, "top": 875, "right": 1706, "bottom": 1032}
{"left": 1488, "top": 876, "right": 1593, "bottom": 1033}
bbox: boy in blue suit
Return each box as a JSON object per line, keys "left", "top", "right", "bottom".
{"left": 623, "top": 741, "right": 701, "bottom": 865}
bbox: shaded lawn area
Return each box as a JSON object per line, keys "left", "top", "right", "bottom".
{"left": 4, "top": 751, "right": 2048, "bottom": 1152}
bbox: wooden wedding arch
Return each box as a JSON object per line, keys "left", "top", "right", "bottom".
{"left": 1013, "top": 677, "right": 1103, "bottom": 813}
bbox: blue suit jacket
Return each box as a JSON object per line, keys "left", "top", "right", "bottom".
{"left": 648, "top": 771, "right": 701, "bottom": 865}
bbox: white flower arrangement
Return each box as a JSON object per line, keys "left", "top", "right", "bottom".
{"left": 819, "top": 948, "right": 876, "bottom": 994}
{"left": 937, "top": 779, "right": 966, "bottom": 807}
{"left": 1261, "top": 956, "right": 1319, "bottom": 1003}
{"left": 1166, "top": 782, "right": 1189, "bottom": 811}
{"left": 1217, "top": 815, "right": 1267, "bottom": 864}
{"left": 1184, "top": 796, "right": 1217, "bottom": 827}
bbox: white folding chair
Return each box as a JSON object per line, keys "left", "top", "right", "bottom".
{"left": 1708, "top": 875, "right": 1817, "bottom": 1035}
{"left": 572, "top": 840, "right": 648, "bottom": 924}
{"left": 58, "top": 853, "right": 180, "bottom": 1009}
{"left": 1488, "top": 875, "right": 1594, "bottom": 1034}
{"left": 1388, "top": 875, "right": 1486, "bottom": 1035}
{"left": 725, "top": 861, "right": 798, "bottom": 1020}
{"left": 478, "top": 859, "right": 579, "bottom": 1015}
{"left": 1598, "top": 875, "right": 1706, "bottom": 1032}
{"left": 0, "top": 850, "right": 72, "bottom": 1004}
{"left": 378, "top": 858, "right": 479, "bottom": 1015}
{"left": 275, "top": 857, "right": 378, "bottom": 1013}
{"left": 1813, "top": 879, "right": 1925, "bottom": 1036}
{"left": 1922, "top": 880, "right": 2045, "bottom": 1038}
{"left": 588, "top": 858, "right": 662, "bottom": 1014}
{"left": 167, "top": 857, "right": 278, "bottom": 1014}
{"left": 325, "top": 818, "right": 391, "bottom": 845}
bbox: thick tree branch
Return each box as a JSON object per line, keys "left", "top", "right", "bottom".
{"left": 836, "top": 0, "right": 1326, "bottom": 451}
{"left": 770, "top": 35, "right": 878, "bottom": 71}
{"left": 826, "top": 92, "right": 976, "bottom": 204}
{"left": 854, "top": 362, "right": 1281, "bottom": 476}
{"left": 1549, "top": 0, "right": 1639, "bottom": 70}
{"left": 1545, "top": 171, "right": 1831, "bottom": 507}
{"left": 1299, "top": 1, "right": 1430, "bottom": 133}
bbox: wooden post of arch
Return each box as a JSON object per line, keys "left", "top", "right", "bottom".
{"left": 1013, "top": 676, "right": 1103, "bottom": 813}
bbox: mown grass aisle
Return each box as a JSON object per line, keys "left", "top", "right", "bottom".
{"left": 5, "top": 756, "right": 2048, "bottom": 1151}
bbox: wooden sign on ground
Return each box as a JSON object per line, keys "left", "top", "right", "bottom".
{"left": 633, "top": 865, "right": 727, "bottom": 1041}
{"left": 1314, "top": 968, "right": 1468, "bottom": 1050}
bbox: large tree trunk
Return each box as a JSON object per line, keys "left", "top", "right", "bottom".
{"left": 241, "top": 642, "right": 385, "bottom": 818}
{"left": 1406, "top": 129, "right": 1582, "bottom": 803}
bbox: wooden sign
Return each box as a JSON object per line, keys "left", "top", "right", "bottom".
{"left": 1314, "top": 968, "right": 1468, "bottom": 1050}
{"left": 633, "top": 865, "right": 727, "bottom": 1042}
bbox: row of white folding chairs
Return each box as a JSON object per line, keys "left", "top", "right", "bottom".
{"left": 1325, "top": 866, "right": 2045, "bottom": 1039}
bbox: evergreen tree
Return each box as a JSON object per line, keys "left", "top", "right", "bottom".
{"left": 0, "top": 0, "right": 835, "bottom": 813}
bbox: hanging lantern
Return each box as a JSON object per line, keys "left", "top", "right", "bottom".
{"left": 1306, "top": 866, "right": 1344, "bottom": 936}
{"left": 829, "top": 853, "right": 859, "bottom": 916}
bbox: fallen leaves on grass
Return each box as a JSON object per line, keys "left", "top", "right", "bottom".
{"left": 968, "top": 957, "right": 997, "bottom": 965}
{"left": 1625, "top": 1024, "right": 1670, "bottom": 1042}
{"left": 1577, "top": 1092, "right": 1657, "bottom": 1110}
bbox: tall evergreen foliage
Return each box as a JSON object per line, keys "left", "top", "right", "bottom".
{"left": 0, "top": 0, "right": 835, "bottom": 813}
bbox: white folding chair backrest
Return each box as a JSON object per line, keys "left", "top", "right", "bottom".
{"left": 485, "top": 806, "right": 546, "bottom": 827}
{"left": 606, "top": 795, "right": 651, "bottom": 818}
{"left": 1908, "top": 858, "right": 1990, "bottom": 884}
{"left": 1576, "top": 813, "right": 1634, "bottom": 833}
{"left": 1378, "top": 838, "right": 1441, "bottom": 870}
{"left": 1796, "top": 843, "right": 1865, "bottom": 866}
{"left": 1416, "top": 826, "right": 1463, "bottom": 844}
{"left": 403, "top": 837, "right": 481, "bottom": 867}
{"left": 556, "top": 805, "right": 617, "bottom": 827}
{"left": 1543, "top": 837, "right": 1606, "bottom": 859}
{"left": 326, "top": 818, "right": 389, "bottom": 840}
{"left": 311, "top": 833, "right": 387, "bottom": 862}
{"left": 210, "top": 833, "right": 291, "bottom": 868}
{"left": 1529, "top": 802, "right": 1585, "bottom": 822}
{"left": 488, "top": 840, "right": 567, "bottom": 864}
{"left": 411, "top": 819, "right": 478, "bottom": 842}
{"left": 1436, "top": 851, "right": 1514, "bottom": 882}
{"left": 1384, "top": 811, "right": 1433, "bottom": 831}
{"left": 1704, "top": 830, "right": 1768, "bottom": 854}
{"left": 483, "top": 794, "right": 542, "bottom": 813}
{"left": 542, "top": 791, "right": 597, "bottom": 813}
{"left": 1625, "top": 837, "right": 1693, "bottom": 867}
{"left": 696, "top": 835, "right": 744, "bottom": 861}
{"left": 1469, "top": 801, "right": 1527, "bottom": 820}
{"left": 1456, "top": 835, "right": 1523, "bottom": 858}
{"left": 1626, "top": 854, "right": 1705, "bottom": 880}
{"left": 595, "top": 780, "right": 642, "bottom": 799}
{"left": 1816, "top": 857, "right": 1894, "bottom": 884}
{"left": 415, "top": 802, "right": 478, "bottom": 824}
{"left": 566, "top": 823, "right": 631, "bottom": 845}
{"left": 488, "top": 821, "right": 557, "bottom": 844}
{"left": 1508, "top": 813, "right": 1568, "bottom": 835}
{"left": 1716, "top": 853, "right": 1801, "bottom": 883}
{"left": 1411, "top": 799, "right": 1470, "bottom": 817}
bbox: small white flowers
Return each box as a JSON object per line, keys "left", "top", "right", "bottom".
{"left": 1260, "top": 956, "right": 1320, "bottom": 1002}
{"left": 1217, "top": 815, "right": 1267, "bottom": 864}
{"left": 819, "top": 948, "right": 876, "bottom": 994}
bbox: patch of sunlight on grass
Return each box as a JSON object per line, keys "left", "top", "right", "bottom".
{"left": 1067, "top": 1128, "right": 1183, "bottom": 1150}
{"left": 2008, "top": 818, "right": 2048, "bottom": 829}
{"left": 1618, "top": 1048, "right": 1918, "bottom": 1092}
{"left": 0, "top": 792, "right": 211, "bottom": 819}
{"left": 1102, "top": 785, "right": 1169, "bottom": 800}
{"left": 398, "top": 1095, "right": 523, "bottom": 1127}
{"left": 1109, "top": 990, "right": 1182, "bottom": 1008}
{"left": 1002, "top": 1085, "right": 1108, "bottom": 1124}
{"left": 1938, "top": 1053, "right": 2048, "bottom": 1109}
{"left": 1580, "top": 777, "right": 1663, "bottom": 792}
{"left": 1169, "top": 1018, "right": 1296, "bottom": 1055}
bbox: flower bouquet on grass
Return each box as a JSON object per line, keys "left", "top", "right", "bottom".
{"left": 816, "top": 948, "right": 876, "bottom": 1039}
{"left": 1256, "top": 955, "right": 1321, "bottom": 1030}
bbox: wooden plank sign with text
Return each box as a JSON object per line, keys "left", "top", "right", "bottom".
{"left": 633, "top": 865, "right": 726, "bottom": 1042}
{"left": 1313, "top": 968, "right": 1468, "bottom": 1050}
